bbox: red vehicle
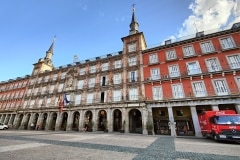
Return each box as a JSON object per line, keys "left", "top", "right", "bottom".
{"left": 198, "top": 110, "right": 240, "bottom": 142}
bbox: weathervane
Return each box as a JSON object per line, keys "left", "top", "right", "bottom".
{"left": 132, "top": 3, "right": 136, "bottom": 12}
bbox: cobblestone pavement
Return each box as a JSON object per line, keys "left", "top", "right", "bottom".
{"left": 0, "top": 130, "right": 239, "bottom": 160}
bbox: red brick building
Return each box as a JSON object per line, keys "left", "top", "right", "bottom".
{"left": 142, "top": 23, "right": 240, "bottom": 136}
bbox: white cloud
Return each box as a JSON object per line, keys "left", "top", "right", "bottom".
{"left": 177, "top": 0, "right": 240, "bottom": 38}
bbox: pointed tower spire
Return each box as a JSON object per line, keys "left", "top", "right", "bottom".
{"left": 129, "top": 4, "right": 139, "bottom": 35}
{"left": 44, "top": 36, "right": 55, "bottom": 66}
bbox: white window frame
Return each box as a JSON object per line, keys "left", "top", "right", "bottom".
{"left": 129, "top": 56, "right": 137, "bottom": 66}
{"left": 150, "top": 68, "right": 160, "bottom": 80}
{"left": 49, "top": 85, "right": 54, "bottom": 93}
{"left": 113, "top": 73, "right": 122, "bottom": 84}
{"left": 101, "top": 62, "right": 108, "bottom": 71}
{"left": 58, "top": 83, "right": 64, "bottom": 92}
{"left": 52, "top": 74, "right": 58, "bottom": 81}
{"left": 183, "top": 45, "right": 195, "bottom": 57}
{"left": 129, "top": 71, "right": 137, "bottom": 82}
{"left": 88, "top": 78, "right": 95, "bottom": 88}
{"left": 87, "top": 93, "right": 94, "bottom": 104}
{"left": 227, "top": 54, "right": 240, "bottom": 69}
{"left": 77, "top": 80, "right": 84, "bottom": 89}
{"left": 90, "top": 65, "right": 96, "bottom": 73}
{"left": 129, "top": 88, "right": 138, "bottom": 100}
{"left": 205, "top": 58, "right": 221, "bottom": 72}
{"left": 212, "top": 79, "right": 229, "bottom": 96}
{"left": 168, "top": 64, "right": 180, "bottom": 77}
{"left": 172, "top": 84, "right": 184, "bottom": 98}
{"left": 220, "top": 37, "right": 235, "bottom": 50}
{"left": 149, "top": 53, "right": 159, "bottom": 64}
{"left": 200, "top": 41, "right": 215, "bottom": 53}
{"left": 75, "top": 94, "right": 82, "bottom": 105}
{"left": 192, "top": 81, "right": 207, "bottom": 97}
{"left": 61, "top": 72, "right": 66, "bottom": 79}
{"left": 186, "top": 61, "right": 201, "bottom": 75}
{"left": 113, "top": 90, "right": 121, "bottom": 102}
{"left": 128, "top": 43, "right": 136, "bottom": 52}
{"left": 114, "top": 60, "right": 122, "bottom": 69}
{"left": 80, "top": 68, "right": 86, "bottom": 75}
{"left": 152, "top": 86, "right": 163, "bottom": 100}
{"left": 235, "top": 77, "right": 240, "bottom": 89}
{"left": 166, "top": 49, "right": 177, "bottom": 60}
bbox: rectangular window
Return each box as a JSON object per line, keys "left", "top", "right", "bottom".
{"left": 152, "top": 86, "right": 163, "bottom": 100}
{"left": 114, "top": 60, "right": 122, "bottom": 69}
{"left": 53, "top": 74, "right": 58, "bottom": 81}
{"left": 192, "top": 81, "right": 207, "bottom": 97}
{"left": 41, "top": 86, "right": 46, "bottom": 94}
{"left": 49, "top": 85, "right": 54, "bottom": 93}
{"left": 77, "top": 80, "right": 84, "bottom": 89}
{"left": 58, "top": 83, "right": 64, "bottom": 92}
{"left": 38, "top": 77, "right": 42, "bottom": 83}
{"left": 166, "top": 50, "right": 177, "bottom": 60}
{"left": 183, "top": 45, "right": 195, "bottom": 57}
{"left": 172, "top": 84, "right": 184, "bottom": 98}
{"left": 213, "top": 79, "right": 228, "bottom": 95}
{"left": 206, "top": 58, "right": 221, "bottom": 72}
{"left": 129, "top": 56, "right": 137, "bottom": 66}
{"left": 128, "top": 43, "right": 136, "bottom": 52}
{"left": 113, "top": 90, "right": 121, "bottom": 102}
{"left": 101, "top": 62, "right": 108, "bottom": 71}
{"left": 220, "top": 37, "right": 235, "bottom": 50}
{"left": 90, "top": 65, "right": 96, "bottom": 73}
{"left": 87, "top": 93, "right": 94, "bottom": 104}
{"left": 227, "top": 55, "right": 240, "bottom": 69}
{"left": 88, "top": 78, "right": 95, "bottom": 88}
{"left": 38, "top": 99, "right": 43, "bottom": 108}
{"left": 34, "top": 88, "right": 39, "bottom": 95}
{"left": 149, "top": 54, "right": 159, "bottom": 64}
{"left": 101, "top": 76, "right": 108, "bottom": 86}
{"left": 150, "top": 68, "right": 160, "bottom": 80}
{"left": 186, "top": 61, "right": 201, "bottom": 75}
{"left": 129, "top": 88, "right": 138, "bottom": 100}
{"left": 61, "top": 72, "right": 66, "bottom": 79}
{"left": 75, "top": 94, "right": 82, "bottom": 105}
{"left": 113, "top": 74, "right": 121, "bottom": 84}
{"left": 236, "top": 77, "right": 240, "bottom": 89}
{"left": 129, "top": 71, "right": 137, "bottom": 82}
{"left": 168, "top": 65, "right": 180, "bottom": 77}
{"left": 46, "top": 98, "right": 51, "bottom": 107}
{"left": 44, "top": 76, "right": 49, "bottom": 82}
{"left": 80, "top": 68, "right": 86, "bottom": 75}
{"left": 200, "top": 41, "right": 215, "bottom": 53}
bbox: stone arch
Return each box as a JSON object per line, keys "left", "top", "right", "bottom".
{"left": 49, "top": 112, "right": 57, "bottom": 131}
{"left": 60, "top": 112, "right": 68, "bottom": 131}
{"left": 113, "top": 109, "right": 122, "bottom": 132}
{"left": 41, "top": 113, "right": 48, "bottom": 130}
{"left": 84, "top": 110, "right": 93, "bottom": 131}
{"left": 129, "top": 109, "right": 142, "bottom": 134}
{"left": 16, "top": 114, "right": 24, "bottom": 129}
{"left": 97, "top": 109, "right": 107, "bottom": 131}
{"left": 25, "top": 114, "right": 31, "bottom": 130}
{"left": 32, "top": 113, "right": 39, "bottom": 128}
{"left": 72, "top": 111, "right": 80, "bottom": 131}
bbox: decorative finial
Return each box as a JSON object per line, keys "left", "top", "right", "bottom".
{"left": 132, "top": 3, "right": 136, "bottom": 12}
{"left": 53, "top": 35, "right": 56, "bottom": 43}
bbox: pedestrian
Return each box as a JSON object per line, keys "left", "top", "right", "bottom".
{"left": 36, "top": 124, "right": 40, "bottom": 130}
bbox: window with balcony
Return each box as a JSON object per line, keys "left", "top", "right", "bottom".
{"left": 213, "top": 79, "right": 228, "bottom": 96}
{"left": 27, "top": 89, "right": 32, "bottom": 96}
{"left": 34, "top": 88, "right": 39, "bottom": 95}
{"left": 150, "top": 68, "right": 160, "bottom": 80}
{"left": 149, "top": 53, "right": 159, "bottom": 64}
{"left": 220, "top": 37, "right": 235, "bottom": 50}
{"left": 37, "top": 77, "right": 42, "bottom": 83}
{"left": 75, "top": 94, "right": 82, "bottom": 105}
{"left": 200, "top": 41, "right": 215, "bottom": 54}
{"left": 61, "top": 72, "right": 66, "bottom": 79}
{"left": 46, "top": 97, "right": 51, "bottom": 107}
{"left": 227, "top": 54, "right": 240, "bottom": 69}
{"left": 113, "top": 73, "right": 122, "bottom": 84}
{"left": 129, "top": 56, "right": 137, "bottom": 66}
{"left": 113, "top": 90, "right": 121, "bottom": 102}
{"left": 205, "top": 58, "right": 221, "bottom": 72}
{"left": 128, "top": 43, "right": 136, "bottom": 52}
{"left": 101, "top": 62, "right": 108, "bottom": 71}
{"left": 129, "top": 71, "right": 137, "bottom": 82}
{"left": 192, "top": 81, "right": 207, "bottom": 97}
{"left": 101, "top": 76, "right": 108, "bottom": 86}
{"left": 186, "top": 61, "right": 201, "bottom": 75}
{"left": 236, "top": 77, "right": 240, "bottom": 89}
{"left": 49, "top": 85, "right": 54, "bottom": 93}
{"left": 168, "top": 65, "right": 180, "bottom": 77}
{"left": 88, "top": 78, "right": 95, "bottom": 88}
{"left": 172, "top": 84, "right": 184, "bottom": 98}
{"left": 77, "top": 80, "right": 84, "bottom": 89}
{"left": 166, "top": 50, "right": 177, "bottom": 60}
{"left": 80, "top": 68, "right": 86, "bottom": 75}
{"left": 58, "top": 83, "right": 64, "bottom": 92}
{"left": 129, "top": 88, "right": 138, "bottom": 100}
{"left": 114, "top": 60, "right": 122, "bottom": 69}
{"left": 183, "top": 45, "right": 195, "bottom": 57}
{"left": 52, "top": 74, "right": 58, "bottom": 81}
{"left": 152, "top": 86, "right": 163, "bottom": 100}
{"left": 87, "top": 93, "right": 94, "bottom": 104}
{"left": 44, "top": 75, "right": 49, "bottom": 82}
{"left": 30, "top": 99, "right": 35, "bottom": 108}
{"left": 38, "top": 99, "right": 43, "bottom": 108}
{"left": 41, "top": 86, "right": 46, "bottom": 94}
{"left": 90, "top": 65, "right": 96, "bottom": 73}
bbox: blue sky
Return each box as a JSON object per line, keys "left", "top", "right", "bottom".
{"left": 0, "top": 0, "right": 239, "bottom": 82}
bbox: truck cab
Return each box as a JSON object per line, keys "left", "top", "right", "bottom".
{"left": 198, "top": 110, "right": 240, "bottom": 142}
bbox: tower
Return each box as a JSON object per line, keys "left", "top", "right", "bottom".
{"left": 129, "top": 4, "right": 139, "bottom": 35}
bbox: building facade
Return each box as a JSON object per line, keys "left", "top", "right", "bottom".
{"left": 0, "top": 7, "right": 240, "bottom": 136}
{"left": 143, "top": 23, "right": 240, "bottom": 136}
